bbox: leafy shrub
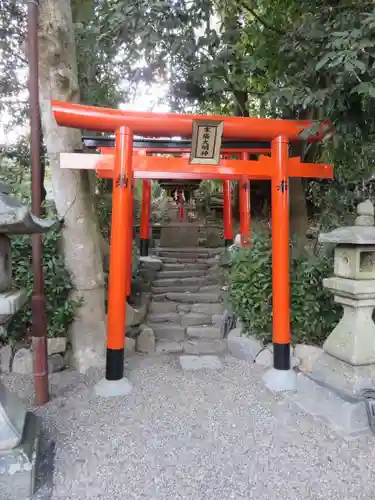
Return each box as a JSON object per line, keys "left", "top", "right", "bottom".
{"left": 6, "top": 224, "right": 79, "bottom": 342}
{"left": 228, "top": 229, "right": 341, "bottom": 346}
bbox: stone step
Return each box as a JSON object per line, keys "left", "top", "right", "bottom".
{"left": 149, "top": 301, "right": 179, "bottom": 314}
{"left": 199, "top": 285, "right": 222, "bottom": 293}
{"left": 152, "top": 285, "right": 200, "bottom": 295}
{"left": 154, "top": 247, "right": 222, "bottom": 255}
{"left": 157, "top": 253, "right": 218, "bottom": 261}
{"left": 165, "top": 292, "right": 221, "bottom": 304}
{"left": 187, "top": 326, "right": 222, "bottom": 339}
{"left": 162, "top": 263, "right": 210, "bottom": 271}
{"left": 181, "top": 313, "right": 212, "bottom": 327}
{"left": 147, "top": 323, "right": 186, "bottom": 341}
{"left": 191, "top": 303, "right": 225, "bottom": 315}
{"left": 158, "top": 257, "right": 213, "bottom": 264}
{"left": 156, "top": 340, "right": 184, "bottom": 354}
{"left": 153, "top": 277, "right": 205, "bottom": 287}
{"left": 183, "top": 339, "right": 227, "bottom": 355}
{"left": 146, "top": 313, "right": 181, "bottom": 324}
{"left": 156, "top": 270, "right": 205, "bottom": 279}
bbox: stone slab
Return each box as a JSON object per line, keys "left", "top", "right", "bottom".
{"left": 146, "top": 312, "right": 181, "bottom": 324}
{"left": 155, "top": 340, "right": 184, "bottom": 354}
{"left": 149, "top": 301, "right": 178, "bottom": 314}
{"left": 0, "top": 289, "right": 28, "bottom": 323}
{"left": 152, "top": 286, "right": 200, "bottom": 295}
{"left": 125, "top": 337, "right": 136, "bottom": 352}
{"left": 163, "top": 263, "right": 209, "bottom": 271}
{"left": 0, "top": 412, "right": 40, "bottom": 500}
{"left": 319, "top": 225, "right": 375, "bottom": 245}
{"left": 160, "top": 257, "right": 210, "bottom": 264}
{"left": 153, "top": 277, "right": 204, "bottom": 287}
{"left": 199, "top": 285, "right": 221, "bottom": 293}
{"left": 181, "top": 313, "right": 212, "bottom": 327}
{"left": 0, "top": 381, "right": 26, "bottom": 450}
{"left": 323, "top": 276, "right": 375, "bottom": 298}
{"left": 136, "top": 326, "right": 156, "bottom": 353}
{"left": 179, "top": 355, "right": 222, "bottom": 371}
{"left": 183, "top": 339, "right": 227, "bottom": 355}
{"left": 166, "top": 292, "right": 220, "bottom": 304}
{"left": 308, "top": 352, "right": 375, "bottom": 397}
{"left": 285, "top": 372, "right": 369, "bottom": 438}
{"left": 139, "top": 256, "right": 163, "bottom": 270}
{"left": 48, "top": 354, "right": 66, "bottom": 373}
{"left": 177, "top": 304, "right": 191, "bottom": 313}
{"left": 47, "top": 337, "right": 67, "bottom": 355}
{"left": 0, "top": 345, "right": 12, "bottom": 373}
{"left": 186, "top": 326, "right": 222, "bottom": 339}
{"left": 147, "top": 323, "right": 185, "bottom": 342}
{"left": 157, "top": 270, "right": 204, "bottom": 279}
{"left": 227, "top": 328, "right": 263, "bottom": 362}
{"left": 12, "top": 348, "right": 33, "bottom": 375}
{"left": 156, "top": 247, "right": 221, "bottom": 254}
{"left": 191, "top": 303, "right": 224, "bottom": 315}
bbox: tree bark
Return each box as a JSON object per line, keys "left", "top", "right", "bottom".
{"left": 38, "top": 0, "right": 106, "bottom": 372}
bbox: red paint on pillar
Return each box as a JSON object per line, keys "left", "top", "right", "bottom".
{"left": 271, "top": 136, "right": 290, "bottom": 346}
{"left": 126, "top": 179, "right": 134, "bottom": 296}
{"left": 239, "top": 152, "right": 251, "bottom": 247}
{"left": 140, "top": 180, "right": 151, "bottom": 239}
{"left": 179, "top": 190, "right": 184, "bottom": 221}
{"left": 223, "top": 180, "right": 233, "bottom": 241}
{"left": 107, "top": 126, "right": 133, "bottom": 350}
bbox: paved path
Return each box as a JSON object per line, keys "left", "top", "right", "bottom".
{"left": 3, "top": 354, "right": 375, "bottom": 500}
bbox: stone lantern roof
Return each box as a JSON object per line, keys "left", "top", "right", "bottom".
{"left": 0, "top": 182, "right": 55, "bottom": 234}
{"left": 319, "top": 200, "right": 375, "bottom": 245}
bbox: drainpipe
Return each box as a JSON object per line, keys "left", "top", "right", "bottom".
{"left": 27, "top": 0, "right": 49, "bottom": 405}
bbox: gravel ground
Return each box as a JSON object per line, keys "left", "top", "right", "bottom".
{"left": 3, "top": 354, "right": 375, "bottom": 500}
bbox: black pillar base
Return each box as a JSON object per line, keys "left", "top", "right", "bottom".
{"left": 140, "top": 238, "right": 149, "bottom": 256}
{"left": 105, "top": 348, "right": 124, "bottom": 380}
{"left": 273, "top": 343, "right": 290, "bottom": 370}
{"left": 224, "top": 238, "right": 233, "bottom": 247}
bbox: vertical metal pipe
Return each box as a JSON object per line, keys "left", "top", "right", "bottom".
{"left": 28, "top": 0, "right": 49, "bottom": 405}
{"left": 106, "top": 126, "right": 133, "bottom": 380}
{"left": 140, "top": 180, "right": 151, "bottom": 256}
{"left": 223, "top": 180, "right": 233, "bottom": 246}
{"left": 271, "top": 136, "right": 291, "bottom": 370}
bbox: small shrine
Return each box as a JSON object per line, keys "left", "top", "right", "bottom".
{"left": 0, "top": 182, "right": 54, "bottom": 500}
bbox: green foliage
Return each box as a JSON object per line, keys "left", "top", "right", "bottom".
{"left": 7, "top": 224, "right": 79, "bottom": 342}
{"left": 228, "top": 229, "right": 341, "bottom": 346}
{"left": 0, "top": 140, "right": 78, "bottom": 342}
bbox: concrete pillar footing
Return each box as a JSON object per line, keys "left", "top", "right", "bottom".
{"left": 263, "top": 367, "right": 297, "bottom": 393}
{"left": 93, "top": 378, "right": 133, "bottom": 398}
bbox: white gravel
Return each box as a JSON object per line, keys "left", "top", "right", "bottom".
{"left": 3, "top": 354, "right": 375, "bottom": 500}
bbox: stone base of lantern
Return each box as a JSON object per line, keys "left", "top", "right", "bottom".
{"left": 0, "top": 412, "right": 41, "bottom": 500}
{"left": 285, "top": 369, "right": 369, "bottom": 438}
{"left": 322, "top": 277, "right": 375, "bottom": 365}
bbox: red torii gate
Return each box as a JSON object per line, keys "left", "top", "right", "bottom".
{"left": 53, "top": 100, "right": 333, "bottom": 393}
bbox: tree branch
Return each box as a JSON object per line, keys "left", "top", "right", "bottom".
{"left": 237, "top": 1, "right": 285, "bottom": 35}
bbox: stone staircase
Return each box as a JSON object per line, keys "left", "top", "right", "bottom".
{"left": 145, "top": 247, "right": 228, "bottom": 355}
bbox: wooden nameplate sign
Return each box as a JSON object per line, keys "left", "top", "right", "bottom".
{"left": 189, "top": 120, "right": 223, "bottom": 165}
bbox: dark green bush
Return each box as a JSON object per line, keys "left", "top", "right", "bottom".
{"left": 228, "top": 229, "right": 341, "bottom": 346}
{"left": 6, "top": 224, "right": 79, "bottom": 342}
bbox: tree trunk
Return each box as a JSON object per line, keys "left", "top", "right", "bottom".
{"left": 38, "top": 0, "right": 106, "bottom": 372}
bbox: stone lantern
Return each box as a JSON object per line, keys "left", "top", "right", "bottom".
{"left": 0, "top": 182, "right": 55, "bottom": 499}
{"left": 320, "top": 200, "right": 375, "bottom": 366}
